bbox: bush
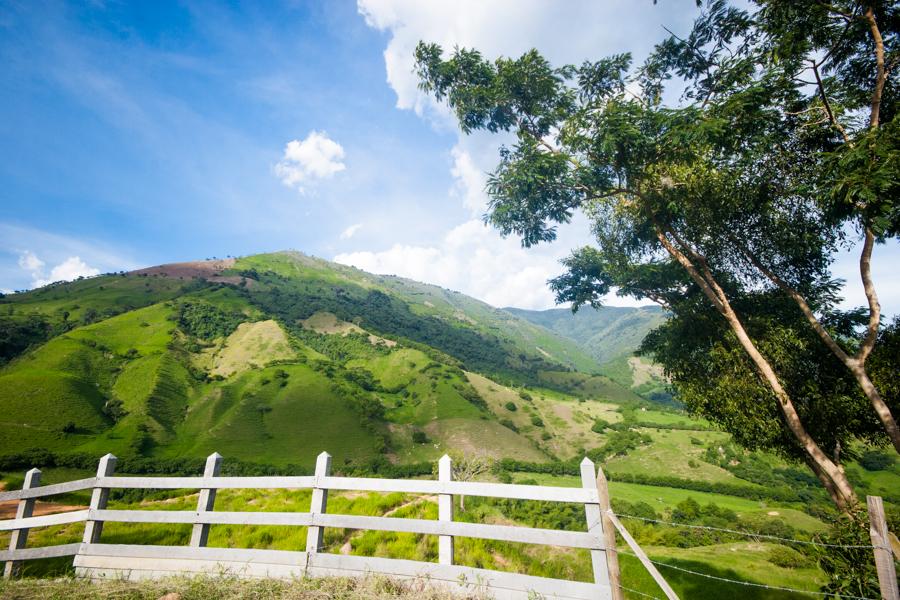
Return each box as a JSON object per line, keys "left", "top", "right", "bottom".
{"left": 591, "top": 419, "right": 610, "bottom": 434}
{"left": 504, "top": 401, "right": 517, "bottom": 412}
{"left": 411, "top": 429, "right": 429, "bottom": 444}
{"left": 767, "top": 546, "right": 812, "bottom": 569}
{"left": 530, "top": 415, "right": 544, "bottom": 427}
{"left": 500, "top": 419, "right": 519, "bottom": 432}
{"left": 858, "top": 450, "right": 894, "bottom": 472}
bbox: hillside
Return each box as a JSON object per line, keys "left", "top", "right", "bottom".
{"left": 0, "top": 251, "right": 635, "bottom": 469}
{"left": 506, "top": 305, "right": 671, "bottom": 401}
{"left": 505, "top": 305, "right": 666, "bottom": 365}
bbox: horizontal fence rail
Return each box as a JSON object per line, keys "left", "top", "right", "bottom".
{"left": 0, "top": 451, "right": 626, "bottom": 600}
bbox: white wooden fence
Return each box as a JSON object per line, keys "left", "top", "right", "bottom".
{"left": 0, "top": 452, "right": 677, "bottom": 600}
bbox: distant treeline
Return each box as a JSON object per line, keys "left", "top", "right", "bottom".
{"left": 0, "top": 449, "right": 433, "bottom": 481}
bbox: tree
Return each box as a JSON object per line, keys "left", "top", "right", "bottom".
{"left": 436, "top": 451, "right": 494, "bottom": 511}
{"left": 414, "top": 1, "right": 898, "bottom": 510}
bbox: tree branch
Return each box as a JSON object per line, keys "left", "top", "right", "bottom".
{"left": 811, "top": 61, "right": 851, "bottom": 144}
{"left": 864, "top": 5, "right": 886, "bottom": 129}
{"left": 857, "top": 226, "right": 881, "bottom": 362}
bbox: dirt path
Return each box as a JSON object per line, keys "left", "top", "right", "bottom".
{"left": 0, "top": 480, "right": 87, "bottom": 520}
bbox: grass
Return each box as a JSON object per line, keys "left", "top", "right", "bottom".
{"left": 605, "top": 428, "right": 749, "bottom": 486}
{"left": 207, "top": 320, "right": 296, "bottom": 377}
{"left": 0, "top": 574, "right": 475, "bottom": 600}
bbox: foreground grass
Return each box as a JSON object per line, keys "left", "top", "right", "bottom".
{"left": 0, "top": 574, "right": 482, "bottom": 600}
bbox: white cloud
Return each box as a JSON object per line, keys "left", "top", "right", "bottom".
{"left": 336, "top": 218, "right": 648, "bottom": 310}
{"left": 340, "top": 223, "right": 363, "bottom": 240}
{"left": 274, "top": 131, "right": 346, "bottom": 191}
{"left": 450, "top": 144, "right": 489, "bottom": 215}
{"left": 18, "top": 250, "right": 45, "bottom": 272}
{"left": 354, "top": 1, "right": 701, "bottom": 309}
{"left": 30, "top": 256, "right": 100, "bottom": 288}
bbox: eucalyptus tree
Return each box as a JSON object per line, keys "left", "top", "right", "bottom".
{"left": 414, "top": 0, "right": 897, "bottom": 510}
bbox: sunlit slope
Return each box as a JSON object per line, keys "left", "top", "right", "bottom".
{"left": 0, "top": 252, "right": 645, "bottom": 468}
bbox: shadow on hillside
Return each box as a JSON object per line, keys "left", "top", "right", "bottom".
{"left": 621, "top": 554, "right": 818, "bottom": 600}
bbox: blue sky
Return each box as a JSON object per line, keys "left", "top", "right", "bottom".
{"left": 1, "top": 0, "right": 897, "bottom": 314}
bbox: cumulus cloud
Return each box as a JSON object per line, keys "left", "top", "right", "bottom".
{"left": 354, "top": 1, "right": 699, "bottom": 309}
{"left": 340, "top": 223, "right": 363, "bottom": 240}
{"left": 336, "top": 218, "right": 649, "bottom": 310}
{"left": 275, "top": 131, "right": 346, "bottom": 191}
{"left": 18, "top": 250, "right": 45, "bottom": 272}
{"left": 17, "top": 251, "right": 100, "bottom": 288}
{"left": 450, "top": 145, "right": 489, "bottom": 215}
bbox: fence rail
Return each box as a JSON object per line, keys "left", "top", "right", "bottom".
{"left": 0, "top": 451, "right": 644, "bottom": 600}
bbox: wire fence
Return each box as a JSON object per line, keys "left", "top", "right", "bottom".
{"left": 614, "top": 512, "right": 877, "bottom": 549}
{"left": 615, "top": 549, "right": 878, "bottom": 600}
{"left": 609, "top": 510, "right": 886, "bottom": 600}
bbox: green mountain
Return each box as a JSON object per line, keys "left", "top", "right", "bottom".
{"left": 0, "top": 251, "right": 643, "bottom": 470}
{"left": 504, "top": 305, "right": 666, "bottom": 365}
{"left": 505, "top": 305, "right": 671, "bottom": 402}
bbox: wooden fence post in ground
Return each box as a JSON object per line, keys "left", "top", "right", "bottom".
{"left": 306, "top": 451, "right": 331, "bottom": 553}
{"left": 438, "top": 454, "right": 454, "bottom": 565}
{"left": 580, "top": 457, "right": 617, "bottom": 597}
{"left": 190, "top": 452, "right": 222, "bottom": 547}
{"left": 82, "top": 454, "right": 117, "bottom": 544}
{"left": 595, "top": 463, "right": 622, "bottom": 600}
{"left": 3, "top": 468, "right": 41, "bottom": 578}
{"left": 867, "top": 495, "right": 899, "bottom": 600}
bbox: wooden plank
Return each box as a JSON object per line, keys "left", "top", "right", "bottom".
{"left": 92, "top": 509, "right": 313, "bottom": 526}
{"left": 98, "top": 476, "right": 315, "bottom": 489}
{"left": 4, "top": 468, "right": 40, "bottom": 578}
{"left": 82, "top": 454, "right": 117, "bottom": 544}
{"left": 0, "top": 509, "right": 90, "bottom": 531}
{"left": 867, "top": 495, "right": 899, "bottom": 600}
{"left": 321, "top": 476, "right": 595, "bottom": 503}
{"left": 308, "top": 553, "right": 606, "bottom": 600}
{"left": 0, "top": 542, "right": 82, "bottom": 562}
{"left": 75, "top": 555, "right": 306, "bottom": 579}
{"left": 86, "top": 509, "right": 597, "bottom": 549}
{"left": 580, "top": 458, "right": 609, "bottom": 589}
{"left": 79, "top": 543, "right": 308, "bottom": 566}
{"left": 313, "top": 513, "right": 599, "bottom": 548}
{"left": 438, "top": 454, "right": 453, "bottom": 565}
{"left": 306, "top": 451, "right": 331, "bottom": 553}
{"left": 595, "top": 463, "right": 622, "bottom": 600}
{"left": 607, "top": 511, "right": 678, "bottom": 600}
{"left": 190, "top": 452, "right": 222, "bottom": 548}
{"left": 0, "top": 477, "right": 97, "bottom": 502}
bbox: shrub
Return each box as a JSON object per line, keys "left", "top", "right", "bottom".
{"left": 591, "top": 419, "right": 610, "bottom": 434}
{"left": 411, "top": 429, "right": 429, "bottom": 444}
{"left": 767, "top": 546, "right": 812, "bottom": 569}
{"left": 541, "top": 431, "right": 552, "bottom": 441}
{"left": 858, "top": 450, "right": 894, "bottom": 472}
{"left": 500, "top": 419, "right": 519, "bottom": 432}
{"left": 505, "top": 401, "right": 517, "bottom": 412}
{"left": 530, "top": 415, "right": 544, "bottom": 427}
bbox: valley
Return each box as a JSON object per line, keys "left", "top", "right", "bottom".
{"left": 0, "top": 251, "right": 897, "bottom": 598}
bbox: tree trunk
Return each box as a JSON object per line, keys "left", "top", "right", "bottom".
{"left": 655, "top": 226, "right": 858, "bottom": 510}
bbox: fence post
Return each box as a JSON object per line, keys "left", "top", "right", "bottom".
{"left": 581, "top": 458, "right": 616, "bottom": 597}
{"left": 82, "top": 454, "right": 117, "bottom": 544}
{"left": 306, "top": 451, "right": 331, "bottom": 553}
{"left": 596, "top": 464, "right": 623, "bottom": 600}
{"left": 867, "top": 495, "right": 899, "bottom": 600}
{"left": 3, "top": 468, "right": 41, "bottom": 578}
{"left": 438, "top": 454, "right": 454, "bottom": 565}
{"left": 190, "top": 452, "right": 222, "bottom": 547}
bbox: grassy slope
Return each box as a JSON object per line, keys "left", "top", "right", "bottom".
{"left": 506, "top": 305, "right": 666, "bottom": 365}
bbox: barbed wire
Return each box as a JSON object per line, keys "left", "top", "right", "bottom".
{"left": 615, "top": 549, "right": 878, "bottom": 600}
{"left": 614, "top": 513, "right": 876, "bottom": 549}
{"left": 617, "top": 583, "right": 662, "bottom": 599}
